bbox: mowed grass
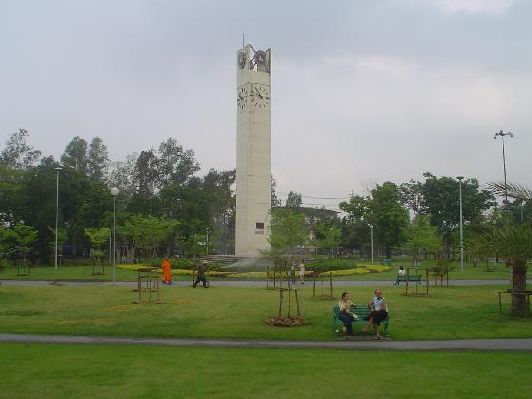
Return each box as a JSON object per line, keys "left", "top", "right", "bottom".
{"left": 1, "top": 343, "right": 531, "bottom": 399}
{"left": 0, "top": 264, "right": 141, "bottom": 281}
{"left": 0, "top": 284, "right": 530, "bottom": 340}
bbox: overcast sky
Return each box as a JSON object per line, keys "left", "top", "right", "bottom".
{"left": 1, "top": 0, "right": 531, "bottom": 209}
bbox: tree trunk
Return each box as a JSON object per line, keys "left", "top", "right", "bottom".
{"left": 511, "top": 260, "right": 528, "bottom": 317}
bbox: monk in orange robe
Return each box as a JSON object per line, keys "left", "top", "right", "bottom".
{"left": 161, "top": 257, "right": 172, "bottom": 285}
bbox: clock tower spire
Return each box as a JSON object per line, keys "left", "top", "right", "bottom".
{"left": 235, "top": 44, "right": 271, "bottom": 256}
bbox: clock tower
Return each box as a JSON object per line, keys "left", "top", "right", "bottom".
{"left": 235, "top": 44, "right": 271, "bottom": 256}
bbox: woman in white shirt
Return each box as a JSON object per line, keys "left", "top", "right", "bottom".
{"left": 363, "top": 288, "right": 388, "bottom": 339}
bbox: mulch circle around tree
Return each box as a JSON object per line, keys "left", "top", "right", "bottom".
{"left": 265, "top": 316, "right": 308, "bottom": 327}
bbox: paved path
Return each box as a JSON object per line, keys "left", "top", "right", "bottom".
{"left": 0, "top": 333, "right": 531, "bottom": 351}
{"left": 2, "top": 279, "right": 527, "bottom": 287}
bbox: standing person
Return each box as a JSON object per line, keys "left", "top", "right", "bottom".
{"left": 193, "top": 260, "right": 209, "bottom": 288}
{"left": 299, "top": 260, "right": 305, "bottom": 285}
{"left": 161, "top": 256, "right": 172, "bottom": 285}
{"left": 395, "top": 266, "right": 405, "bottom": 286}
{"left": 363, "top": 288, "right": 388, "bottom": 339}
{"left": 337, "top": 292, "right": 358, "bottom": 337}
{"left": 290, "top": 263, "right": 296, "bottom": 284}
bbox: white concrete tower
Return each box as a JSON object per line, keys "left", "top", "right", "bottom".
{"left": 235, "top": 44, "right": 271, "bottom": 256}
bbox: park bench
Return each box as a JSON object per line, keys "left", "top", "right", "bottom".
{"left": 332, "top": 303, "right": 389, "bottom": 337}
{"left": 396, "top": 274, "right": 422, "bottom": 283}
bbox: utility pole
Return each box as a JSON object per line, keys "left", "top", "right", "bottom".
{"left": 493, "top": 130, "right": 514, "bottom": 203}
{"left": 457, "top": 176, "right": 464, "bottom": 272}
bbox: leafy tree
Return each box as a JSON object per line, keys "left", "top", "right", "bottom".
{"left": 0, "top": 164, "right": 26, "bottom": 225}
{"left": 0, "top": 226, "right": 14, "bottom": 263}
{"left": 77, "top": 181, "right": 113, "bottom": 229}
{"left": 134, "top": 149, "right": 159, "bottom": 197}
{"left": 339, "top": 195, "right": 372, "bottom": 255}
{"left": 84, "top": 227, "right": 111, "bottom": 265}
{"left": 61, "top": 136, "right": 88, "bottom": 173}
{"left": 87, "top": 137, "right": 109, "bottom": 181}
{"left": 340, "top": 183, "right": 409, "bottom": 258}
{"left": 399, "top": 179, "right": 423, "bottom": 215}
{"left": 157, "top": 138, "right": 200, "bottom": 186}
{"left": 314, "top": 224, "right": 342, "bottom": 256}
{"left": 20, "top": 163, "right": 59, "bottom": 263}
{"left": 271, "top": 176, "right": 281, "bottom": 207}
{"left": 368, "top": 182, "right": 409, "bottom": 258}
{"left": 120, "top": 215, "right": 179, "bottom": 259}
{"left": 0, "top": 129, "right": 41, "bottom": 169}
{"left": 416, "top": 173, "right": 495, "bottom": 251}
{"left": 269, "top": 208, "right": 309, "bottom": 256}
{"left": 405, "top": 216, "right": 442, "bottom": 266}
{"left": 108, "top": 153, "right": 138, "bottom": 200}
{"left": 1, "top": 224, "right": 38, "bottom": 265}
{"left": 285, "top": 191, "right": 302, "bottom": 208}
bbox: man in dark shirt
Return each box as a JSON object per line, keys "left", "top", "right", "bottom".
{"left": 193, "top": 260, "right": 209, "bottom": 288}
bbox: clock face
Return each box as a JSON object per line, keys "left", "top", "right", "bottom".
{"left": 237, "top": 85, "right": 249, "bottom": 111}
{"left": 250, "top": 84, "right": 270, "bottom": 109}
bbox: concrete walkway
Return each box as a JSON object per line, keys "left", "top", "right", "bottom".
{"left": 0, "top": 333, "right": 531, "bottom": 351}
{"left": 2, "top": 279, "right": 527, "bottom": 287}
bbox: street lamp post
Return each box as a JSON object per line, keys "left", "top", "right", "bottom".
{"left": 110, "top": 187, "right": 120, "bottom": 284}
{"left": 368, "top": 224, "right": 374, "bottom": 264}
{"left": 54, "top": 167, "right": 62, "bottom": 270}
{"left": 493, "top": 130, "right": 514, "bottom": 203}
{"left": 457, "top": 176, "right": 464, "bottom": 272}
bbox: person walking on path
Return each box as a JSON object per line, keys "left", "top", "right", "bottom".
{"left": 395, "top": 266, "right": 405, "bottom": 286}
{"left": 193, "top": 260, "right": 209, "bottom": 288}
{"left": 299, "top": 260, "right": 305, "bottom": 285}
{"left": 161, "top": 257, "right": 172, "bottom": 285}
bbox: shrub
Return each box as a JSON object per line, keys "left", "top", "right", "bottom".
{"left": 324, "top": 268, "right": 370, "bottom": 277}
{"left": 227, "top": 272, "right": 268, "bottom": 279}
{"left": 365, "top": 265, "right": 392, "bottom": 273}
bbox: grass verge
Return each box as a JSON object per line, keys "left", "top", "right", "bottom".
{"left": 0, "top": 285, "right": 530, "bottom": 340}
{"left": 2, "top": 343, "right": 531, "bottom": 398}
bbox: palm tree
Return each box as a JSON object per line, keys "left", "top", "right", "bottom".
{"left": 480, "top": 183, "right": 531, "bottom": 317}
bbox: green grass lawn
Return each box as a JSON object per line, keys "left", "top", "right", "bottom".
{"left": 2, "top": 343, "right": 531, "bottom": 398}
{"left": 1, "top": 284, "right": 530, "bottom": 340}
{"left": 0, "top": 264, "right": 141, "bottom": 281}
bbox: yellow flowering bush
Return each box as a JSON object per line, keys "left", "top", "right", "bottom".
{"left": 365, "top": 265, "right": 391, "bottom": 273}
{"left": 227, "top": 272, "right": 268, "bottom": 279}
{"left": 324, "top": 268, "right": 370, "bottom": 276}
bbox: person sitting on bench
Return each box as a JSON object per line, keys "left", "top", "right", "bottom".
{"left": 338, "top": 292, "right": 358, "bottom": 336}
{"left": 193, "top": 260, "right": 209, "bottom": 288}
{"left": 363, "top": 288, "right": 388, "bottom": 339}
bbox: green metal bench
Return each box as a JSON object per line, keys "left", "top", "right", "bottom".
{"left": 397, "top": 274, "right": 422, "bottom": 283}
{"left": 332, "top": 303, "right": 389, "bottom": 336}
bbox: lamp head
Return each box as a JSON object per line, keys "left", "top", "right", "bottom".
{"left": 110, "top": 187, "right": 120, "bottom": 196}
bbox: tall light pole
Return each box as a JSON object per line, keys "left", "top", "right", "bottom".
{"left": 457, "top": 176, "right": 464, "bottom": 272}
{"left": 54, "top": 167, "right": 62, "bottom": 270}
{"left": 493, "top": 130, "right": 514, "bottom": 203}
{"left": 110, "top": 187, "right": 119, "bottom": 284}
{"left": 368, "top": 224, "right": 374, "bottom": 264}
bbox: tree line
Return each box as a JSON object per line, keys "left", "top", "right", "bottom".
{"left": 0, "top": 129, "right": 234, "bottom": 264}
{"left": 0, "top": 128, "right": 530, "bottom": 268}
